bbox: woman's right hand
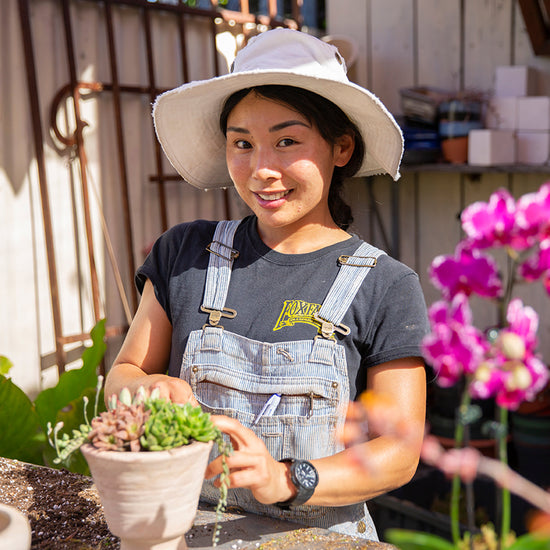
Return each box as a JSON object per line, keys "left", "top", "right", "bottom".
{"left": 142, "top": 374, "right": 199, "bottom": 406}
{"left": 105, "top": 369, "right": 199, "bottom": 407}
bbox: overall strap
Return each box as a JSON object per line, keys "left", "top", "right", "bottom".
{"left": 315, "top": 242, "right": 386, "bottom": 339}
{"left": 201, "top": 219, "right": 241, "bottom": 327}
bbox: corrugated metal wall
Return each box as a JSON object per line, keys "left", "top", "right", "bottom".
{"left": 2, "top": 0, "right": 550, "bottom": 396}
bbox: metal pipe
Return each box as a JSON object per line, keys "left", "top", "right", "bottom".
{"left": 18, "top": 0, "right": 67, "bottom": 373}
{"left": 104, "top": 0, "right": 138, "bottom": 312}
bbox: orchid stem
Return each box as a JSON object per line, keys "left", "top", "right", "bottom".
{"left": 451, "top": 386, "right": 471, "bottom": 545}
{"left": 498, "top": 406, "right": 510, "bottom": 546}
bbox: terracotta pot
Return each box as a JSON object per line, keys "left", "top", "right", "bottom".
{"left": 0, "top": 503, "right": 31, "bottom": 550}
{"left": 441, "top": 136, "right": 469, "bottom": 164}
{"left": 82, "top": 441, "right": 213, "bottom": 550}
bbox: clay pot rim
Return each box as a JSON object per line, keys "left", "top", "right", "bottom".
{"left": 81, "top": 440, "right": 213, "bottom": 463}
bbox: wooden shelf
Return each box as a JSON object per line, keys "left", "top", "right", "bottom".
{"left": 401, "top": 163, "right": 550, "bottom": 174}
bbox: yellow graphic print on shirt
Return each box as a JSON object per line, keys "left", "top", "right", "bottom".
{"left": 273, "top": 299, "right": 322, "bottom": 332}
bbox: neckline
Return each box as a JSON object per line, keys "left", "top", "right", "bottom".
{"left": 242, "top": 216, "right": 361, "bottom": 266}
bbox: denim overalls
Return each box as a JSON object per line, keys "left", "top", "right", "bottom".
{"left": 180, "top": 220, "right": 385, "bottom": 540}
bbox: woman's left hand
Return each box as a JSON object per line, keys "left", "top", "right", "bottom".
{"left": 205, "top": 415, "right": 295, "bottom": 505}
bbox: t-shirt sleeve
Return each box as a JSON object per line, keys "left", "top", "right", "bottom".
{"left": 134, "top": 221, "right": 216, "bottom": 325}
{"left": 135, "top": 228, "right": 175, "bottom": 322}
{"left": 362, "top": 270, "right": 430, "bottom": 368}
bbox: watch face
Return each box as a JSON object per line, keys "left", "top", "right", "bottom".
{"left": 295, "top": 461, "right": 318, "bottom": 489}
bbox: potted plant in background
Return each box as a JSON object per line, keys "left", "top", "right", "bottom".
{"left": 439, "top": 93, "right": 484, "bottom": 164}
{"left": 49, "top": 381, "right": 231, "bottom": 549}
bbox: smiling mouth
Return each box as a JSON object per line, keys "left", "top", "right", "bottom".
{"left": 257, "top": 190, "right": 291, "bottom": 201}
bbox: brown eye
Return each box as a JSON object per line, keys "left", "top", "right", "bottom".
{"left": 278, "top": 138, "right": 295, "bottom": 147}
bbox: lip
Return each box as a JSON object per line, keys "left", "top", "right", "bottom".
{"left": 254, "top": 189, "right": 292, "bottom": 209}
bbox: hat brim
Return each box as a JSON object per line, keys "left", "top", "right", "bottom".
{"left": 153, "top": 70, "right": 403, "bottom": 190}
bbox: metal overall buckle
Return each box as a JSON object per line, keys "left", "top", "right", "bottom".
{"left": 206, "top": 241, "right": 240, "bottom": 261}
{"left": 338, "top": 255, "right": 377, "bottom": 267}
{"left": 200, "top": 305, "right": 237, "bottom": 329}
{"left": 313, "top": 312, "right": 350, "bottom": 340}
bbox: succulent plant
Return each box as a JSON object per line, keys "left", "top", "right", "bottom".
{"left": 49, "top": 380, "right": 224, "bottom": 455}
{"left": 140, "top": 399, "right": 219, "bottom": 451}
{"left": 48, "top": 379, "right": 232, "bottom": 546}
{"left": 87, "top": 401, "right": 151, "bottom": 452}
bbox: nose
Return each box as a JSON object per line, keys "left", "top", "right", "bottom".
{"left": 251, "top": 147, "right": 281, "bottom": 182}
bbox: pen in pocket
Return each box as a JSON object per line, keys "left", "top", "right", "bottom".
{"left": 253, "top": 393, "right": 281, "bottom": 425}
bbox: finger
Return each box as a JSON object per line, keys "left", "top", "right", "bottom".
{"left": 210, "top": 415, "right": 260, "bottom": 449}
{"left": 205, "top": 447, "right": 258, "bottom": 479}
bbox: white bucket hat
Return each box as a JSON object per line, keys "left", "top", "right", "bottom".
{"left": 153, "top": 28, "right": 403, "bottom": 190}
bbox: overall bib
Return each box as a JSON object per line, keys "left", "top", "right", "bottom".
{"left": 180, "top": 220, "right": 385, "bottom": 540}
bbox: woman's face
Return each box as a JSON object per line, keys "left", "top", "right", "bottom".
{"left": 225, "top": 91, "right": 353, "bottom": 240}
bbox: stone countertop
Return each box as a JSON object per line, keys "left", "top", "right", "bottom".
{"left": 0, "top": 456, "right": 395, "bottom": 549}
{"left": 191, "top": 503, "right": 394, "bottom": 549}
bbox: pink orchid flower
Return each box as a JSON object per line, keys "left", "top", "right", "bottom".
{"left": 461, "top": 188, "right": 517, "bottom": 249}
{"left": 471, "top": 299, "right": 549, "bottom": 410}
{"left": 520, "top": 238, "right": 550, "bottom": 296}
{"left": 422, "top": 294, "right": 487, "bottom": 387}
{"left": 429, "top": 245, "right": 502, "bottom": 300}
{"left": 515, "top": 182, "right": 550, "bottom": 245}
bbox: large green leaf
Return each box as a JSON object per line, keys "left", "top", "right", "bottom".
{"left": 0, "top": 356, "right": 13, "bottom": 376}
{"left": 0, "top": 375, "right": 43, "bottom": 463}
{"left": 508, "top": 533, "right": 550, "bottom": 549}
{"left": 385, "top": 529, "right": 457, "bottom": 550}
{"left": 34, "top": 319, "right": 106, "bottom": 434}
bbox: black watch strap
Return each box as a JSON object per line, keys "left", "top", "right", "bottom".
{"left": 276, "top": 458, "right": 319, "bottom": 509}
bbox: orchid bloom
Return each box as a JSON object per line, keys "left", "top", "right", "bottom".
{"left": 493, "top": 299, "right": 548, "bottom": 409}
{"left": 470, "top": 299, "right": 548, "bottom": 410}
{"left": 515, "top": 182, "right": 550, "bottom": 245}
{"left": 422, "top": 293, "right": 487, "bottom": 387}
{"left": 461, "top": 188, "right": 518, "bottom": 249}
{"left": 429, "top": 244, "right": 503, "bottom": 300}
{"left": 520, "top": 238, "right": 550, "bottom": 296}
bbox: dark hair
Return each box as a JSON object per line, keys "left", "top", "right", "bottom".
{"left": 219, "top": 85, "right": 365, "bottom": 231}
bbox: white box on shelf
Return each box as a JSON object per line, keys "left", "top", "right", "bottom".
{"left": 468, "top": 129, "right": 516, "bottom": 166}
{"left": 485, "top": 97, "right": 517, "bottom": 129}
{"left": 517, "top": 97, "right": 550, "bottom": 131}
{"left": 516, "top": 132, "right": 550, "bottom": 165}
{"left": 494, "top": 66, "right": 536, "bottom": 97}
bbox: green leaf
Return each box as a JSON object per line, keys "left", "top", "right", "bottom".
{"left": 0, "top": 375, "right": 43, "bottom": 463}
{"left": 384, "top": 529, "right": 457, "bottom": 550}
{"left": 34, "top": 319, "right": 106, "bottom": 434}
{"left": 508, "top": 533, "right": 550, "bottom": 549}
{"left": 0, "top": 356, "right": 13, "bottom": 376}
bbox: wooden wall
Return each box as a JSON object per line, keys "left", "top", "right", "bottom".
{"left": 2, "top": 0, "right": 550, "bottom": 395}
{"left": 328, "top": 0, "right": 550, "bottom": 359}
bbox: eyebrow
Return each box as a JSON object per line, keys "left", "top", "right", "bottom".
{"left": 226, "top": 120, "right": 311, "bottom": 134}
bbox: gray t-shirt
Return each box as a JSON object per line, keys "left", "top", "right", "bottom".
{"left": 136, "top": 216, "right": 429, "bottom": 399}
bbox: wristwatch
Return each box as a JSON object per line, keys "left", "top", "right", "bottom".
{"left": 276, "top": 458, "right": 319, "bottom": 509}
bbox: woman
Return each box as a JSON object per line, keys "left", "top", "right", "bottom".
{"left": 106, "top": 28, "right": 428, "bottom": 540}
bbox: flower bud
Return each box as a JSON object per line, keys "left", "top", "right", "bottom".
{"left": 498, "top": 332, "right": 526, "bottom": 360}
{"left": 505, "top": 365, "right": 532, "bottom": 391}
{"left": 474, "top": 363, "right": 492, "bottom": 382}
